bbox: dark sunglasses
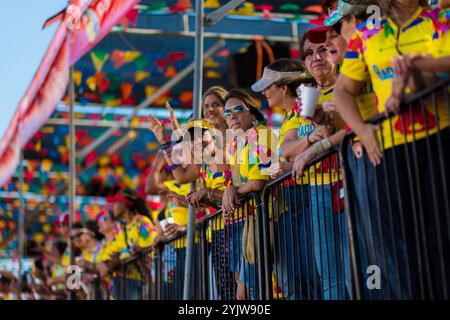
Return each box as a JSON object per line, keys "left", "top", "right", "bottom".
{"left": 222, "top": 105, "right": 248, "bottom": 118}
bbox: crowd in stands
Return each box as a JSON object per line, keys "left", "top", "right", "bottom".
{"left": 1, "top": 0, "right": 450, "bottom": 300}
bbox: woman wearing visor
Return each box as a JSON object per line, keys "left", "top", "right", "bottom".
{"left": 251, "top": 59, "right": 322, "bottom": 300}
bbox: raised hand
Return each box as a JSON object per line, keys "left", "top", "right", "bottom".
{"left": 148, "top": 114, "right": 167, "bottom": 144}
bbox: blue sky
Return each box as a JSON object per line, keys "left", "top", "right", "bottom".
{"left": 0, "top": 0, "right": 66, "bottom": 139}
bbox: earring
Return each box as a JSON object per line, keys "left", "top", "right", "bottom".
{"left": 252, "top": 119, "right": 259, "bottom": 127}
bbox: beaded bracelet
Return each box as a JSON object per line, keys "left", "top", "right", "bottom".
{"left": 166, "top": 163, "right": 179, "bottom": 172}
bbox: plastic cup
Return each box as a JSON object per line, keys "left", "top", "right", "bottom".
{"left": 298, "top": 84, "right": 321, "bottom": 118}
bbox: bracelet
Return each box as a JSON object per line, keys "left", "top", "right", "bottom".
{"left": 306, "top": 132, "right": 313, "bottom": 144}
{"left": 166, "top": 163, "right": 179, "bottom": 171}
{"left": 320, "top": 138, "right": 333, "bottom": 151}
{"left": 312, "top": 141, "right": 325, "bottom": 154}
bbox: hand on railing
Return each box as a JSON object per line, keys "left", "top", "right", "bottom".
{"left": 186, "top": 188, "right": 209, "bottom": 208}
{"left": 268, "top": 161, "right": 293, "bottom": 179}
{"left": 353, "top": 123, "right": 382, "bottom": 166}
{"left": 222, "top": 186, "right": 239, "bottom": 219}
{"left": 164, "top": 222, "right": 187, "bottom": 240}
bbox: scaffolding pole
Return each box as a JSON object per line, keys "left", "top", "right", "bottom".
{"left": 68, "top": 64, "right": 76, "bottom": 300}
{"left": 183, "top": 0, "right": 204, "bottom": 300}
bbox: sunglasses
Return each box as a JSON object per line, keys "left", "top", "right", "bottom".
{"left": 222, "top": 105, "right": 248, "bottom": 118}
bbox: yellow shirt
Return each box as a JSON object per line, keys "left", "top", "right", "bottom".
{"left": 341, "top": 7, "right": 449, "bottom": 150}
{"left": 228, "top": 125, "right": 275, "bottom": 184}
{"left": 110, "top": 215, "right": 156, "bottom": 280}
{"left": 163, "top": 180, "right": 190, "bottom": 225}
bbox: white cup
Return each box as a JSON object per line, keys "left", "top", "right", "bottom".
{"left": 298, "top": 84, "right": 321, "bottom": 118}
{"left": 160, "top": 217, "right": 175, "bottom": 231}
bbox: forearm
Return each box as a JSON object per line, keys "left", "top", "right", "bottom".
{"left": 236, "top": 180, "right": 267, "bottom": 196}
{"left": 334, "top": 82, "right": 365, "bottom": 135}
{"left": 280, "top": 137, "right": 311, "bottom": 161}
{"left": 413, "top": 56, "right": 450, "bottom": 73}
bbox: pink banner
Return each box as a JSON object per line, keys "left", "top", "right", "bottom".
{"left": 0, "top": 0, "right": 139, "bottom": 186}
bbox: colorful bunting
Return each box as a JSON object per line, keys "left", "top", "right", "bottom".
{"left": 205, "top": 70, "right": 221, "bottom": 79}
{"left": 90, "top": 51, "right": 110, "bottom": 73}
{"left": 135, "top": 71, "right": 150, "bottom": 82}
{"left": 205, "top": 0, "right": 220, "bottom": 9}
{"left": 204, "top": 57, "right": 220, "bottom": 68}
{"left": 164, "top": 65, "right": 177, "bottom": 77}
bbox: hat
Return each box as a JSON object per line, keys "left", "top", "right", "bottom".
{"left": 324, "top": 0, "right": 366, "bottom": 27}
{"left": 251, "top": 67, "right": 305, "bottom": 92}
{"left": 106, "top": 193, "right": 134, "bottom": 206}
{"left": 306, "top": 26, "right": 333, "bottom": 44}
{"left": 186, "top": 119, "right": 215, "bottom": 130}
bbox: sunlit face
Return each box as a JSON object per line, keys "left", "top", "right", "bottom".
{"left": 112, "top": 201, "right": 126, "bottom": 219}
{"left": 80, "top": 231, "right": 95, "bottom": 247}
{"left": 262, "top": 82, "right": 286, "bottom": 109}
{"left": 72, "top": 228, "right": 85, "bottom": 250}
{"left": 190, "top": 130, "right": 215, "bottom": 163}
{"left": 98, "top": 214, "right": 114, "bottom": 235}
{"left": 303, "top": 39, "right": 336, "bottom": 83}
{"left": 202, "top": 94, "right": 225, "bottom": 127}
{"left": 325, "top": 29, "right": 348, "bottom": 65}
{"left": 224, "top": 98, "right": 255, "bottom": 132}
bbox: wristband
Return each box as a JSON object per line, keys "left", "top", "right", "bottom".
{"left": 166, "top": 163, "right": 179, "bottom": 172}
{"left": 306, "top": 132, "right": 313, "bottom": 144}
{"left": 320, "top": 138, "right": 333, "bottom": 151}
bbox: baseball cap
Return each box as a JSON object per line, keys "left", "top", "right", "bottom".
{"left": 251, "top": 67, "right": 305, "bottom": 92}
{"left": 305, "top": 26, "right": 333, "bottom": 44}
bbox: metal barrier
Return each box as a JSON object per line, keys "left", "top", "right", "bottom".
{"left": 118, "top": 248, "right": 155, "bottom": 300}
{"left": 341, "top": 78, "right": 450, "bottom": 300}
{"left": 200, "top": 193, "right": 266, "bottom": 300}
{"left": 261, "top": 149, "right": 350, "bottom": 300}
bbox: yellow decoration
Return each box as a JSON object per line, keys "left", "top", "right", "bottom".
{"left": 145, "top": 86, "right": 157, "bottom": 98}
{"left": 33, "top": 232, "right": 45, "bottom": 244}
{"left": 130, "top": 119, "right": 140, "bottom": 129}
{"left": 73, "top": 70, "right": 83, "bottom": 86}
{"left": 135, "top": 71, "right": 150, "bottom": 82}
{"left": 123, "top": 51, "right": 141, "bottom": 64}
{"left": 43, "top": 224, "right": 51, "bottom": 233}
{"left": 236, "top": 2, "right": 255, "bottom": 16}
{"left": 205, "top": 0, "right": 220, "bottom": 9}
{"left": 35, "top": 140, "right": 42, "bottom": 152}
{"left": 114, "top": 166, "right": 125, "bottom": 177}
{"left": 99, "top": 155, "right": 110, "bottom": 167}
{"left": 41, "top": 159, "right": 53, "bottom": 172}
{"left": 90, "top": 52, "right": 109, "bottom": 73}
{"left": 86, "top": 76, "right": 97, "bottom": 91}
{"left": 205, "top": 70, "right": 221, "bottom": 79}
{"left": 106, "top": 99, "right": 122, "bottom": 106}
{"left": 204, "top": 57, "right": 219, "bottom": 68}
{"left": 41, "top": 126, "right": 55, "bottom": 134}
{"left": 146, "top": 142, "right": 159, "bottom": 150}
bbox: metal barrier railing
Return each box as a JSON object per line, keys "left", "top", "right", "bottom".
{"left": 92, "top": 78, "right": 450, "bottom": 301}
{"left": 341, "top": 78, "right": 450, "bottom": 300}
{"left": 261, "top": 149, "right": 350, "bottom": 300}
{"left": 200, "top": 192, "right": 266, "bottom": 300}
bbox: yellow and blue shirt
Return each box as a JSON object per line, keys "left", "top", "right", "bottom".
{"left": 341, "top": 7, "right": 450, "bottom": 149}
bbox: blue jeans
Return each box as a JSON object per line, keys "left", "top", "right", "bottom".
{"left": 310, "top": 184, "right": 350, "bottom": 300}
{"left": 275, "top": 185, "right": 322, "bottom": 300}
{"left": 239, "top": 256, "right": 257, "bottom": 299}
{"left": 112, "top": 277, "right": 143, "bottom": 300}
{"left": 227, "top": 220, "right": 244, "bottom": 273}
